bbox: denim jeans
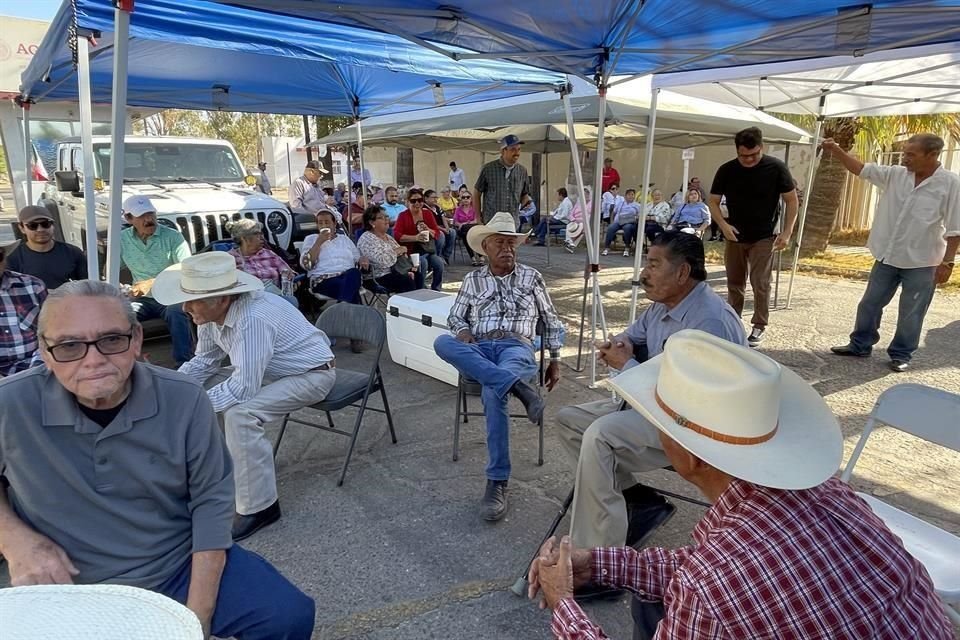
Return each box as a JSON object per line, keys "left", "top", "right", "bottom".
{"left": 849, "top": 260, "right": 936, "bottom": 362}
{"left": 131, "top": 296, "right": 194, "bottom": 366}
{"left": 415, "top": 254, "right": 444, "bottom": 290}
{"left": 434, "top": 335, "right": 537, "bottom": 481}
{"left": 605, "top": 221, "right": 638, "bottom": 249}
{"left": 311, "top": 268, "right": 362, "bottom": 304}
{"left": 156, "top": 545, "right": 315, "bottom": 640}
{"left": 434, "top": 229, "right": 456, "bottom": 261}
{"left": 535, "top": 219, "right": 567, "bottom": 243}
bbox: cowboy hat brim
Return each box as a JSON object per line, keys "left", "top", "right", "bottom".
{"left": 466, "top": 225, "right": 530, "bottom": 257}
{"left": 151, "top": 263, "right": 264, "bottom": 306}
{"left": 601, "top": 356, "right": 842, "bottom": 490}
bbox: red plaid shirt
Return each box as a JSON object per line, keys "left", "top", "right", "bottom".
{"left": 229, "top": 247, "right": 290, "bottom": 286}
{"left": 553, "top": 478, "right": 952, "bottom": 639}
{"left": 0, "top": 270, "right": 47, "bottom": 377}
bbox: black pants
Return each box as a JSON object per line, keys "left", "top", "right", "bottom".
{"left": 631, "top": 598, "right": 666, "bottom": 640}
{"left": 374, "top": 270, "right": 417, "bottom": 293}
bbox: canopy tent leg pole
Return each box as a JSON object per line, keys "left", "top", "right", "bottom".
{"left": 544, "top": 149, "right": 550, "bottom": 267}
{"left": 775, "top": 142, "right": 793, "bottom": 308}
{"left": 303, "top": 116, "right": 313, "bottom": 163}
{"left": 681, "top": 158, "right": 690, "bottom": 196}
{"left": 628, "top": 88, "right": 660, "bottom": 324}
{"left": 22, "top": 102, "right": 32, "bottom": 206}
{"left": 355, "top": 117, "right": 369, "bottom": 235}
{"left": 561, "top": 88, "right": 608, "bottom": 386}
{"left": 572, "top": 255, "right": 590, "bottom": 372}
{"left": 76, "top": 35, "right": 100, "bottom": 279}
{"left": 105, "top": 4, "right": 131, "bottom": 286}
{"left": 786, "top": 95, "right": 827, "bottom": 309}
{"left": 589, "top": 85, "right": 610, "bottom": 387}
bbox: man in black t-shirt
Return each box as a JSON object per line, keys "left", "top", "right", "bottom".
{"left": 6, "top": 205, "right": 87, "bottom": 290}
{"left": 709, "top": 127, "right": 798, "bottom": 346}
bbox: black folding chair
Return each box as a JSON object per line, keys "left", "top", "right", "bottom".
{"left": 273, "top": 303, "right": 397, "bottom": 486}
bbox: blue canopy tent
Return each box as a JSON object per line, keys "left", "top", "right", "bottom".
{"left": 18, "top": 0, "right": 565, "bottom": 282}
{"left": 214, "top": 0, "right": 960, "bottom": 383}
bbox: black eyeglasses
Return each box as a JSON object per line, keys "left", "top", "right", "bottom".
{"left": 25, "top": 220, "right": 54, "bottom": 230}
{"left": 43, "top": 333, "right": 134, "bottom": 363}
{"left": 408, "top": 198, "right": 423, "bottom": 204}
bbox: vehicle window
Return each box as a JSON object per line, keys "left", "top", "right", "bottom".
{"left": 59, "top": 147, "right": 70, "bottom": 171}
{"left": 91, "top": 142, "right": 245, "bottom": 183}
{"left": 71, "top": 148, "right": 83, "bottom": 174}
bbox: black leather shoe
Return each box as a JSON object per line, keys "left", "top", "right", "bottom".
{"left": 480, "top": 480, "right": 509, "bottom": 522}
{"left": 623, "top": 484, "right": 676, "bottom": 549}
{"left": 830, "top": 344, "right": 870, "bottom": 357}
{"left": 510, "top": 380, "right": 545, "bottom": 423}
{"left": 888, "top": 360, "right": 909, "bottom": 373}
{"left": 232, "top": 501, "right": 281, "bottom": 541}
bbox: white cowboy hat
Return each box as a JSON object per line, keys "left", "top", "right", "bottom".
{"left": 466, "top": 211, "right": 530, "bottom": 256}
{"left": 601, "top": 329, "right": 842, "bottom": 490}
{"left": 152, "top": 251, "right": 263, "bottom": 306}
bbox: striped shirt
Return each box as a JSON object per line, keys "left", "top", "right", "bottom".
{"left": 552, "top": 478, "right": 952, "bottom": 640}
{"left": 120, "top": 225, "right": 191, "bottom": 284}
{"left": 177, "top": 291, "right": 334, "bottom": 412}
{"left": 447, "top": 263, "right": 565, "bottom": 359}
{"left": 475, "top": 159, "right": 530, "bottom": 224}
{"left": 0, "top": 270, "right": 47, "bottom": 377}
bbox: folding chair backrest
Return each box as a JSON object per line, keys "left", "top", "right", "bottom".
{"left": 316, "top": 303, "right": 385, "bottom": 348}
{"left": 840, "top": 383, "right": 960, "bottom": 483}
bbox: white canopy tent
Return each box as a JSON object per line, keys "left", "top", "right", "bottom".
{"left": 647, "top": 42, "right": 960, "bottom": 312}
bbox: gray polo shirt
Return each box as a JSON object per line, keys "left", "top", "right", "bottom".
{"left": 623, "top": 281, "right": 746, "bottom": 367}
{"left": 0, "top": 363, "right": 234, "bottom": 589}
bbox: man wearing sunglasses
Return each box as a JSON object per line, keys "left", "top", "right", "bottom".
{"left": 5, "top": 206, "right": 86, "bottom": 290}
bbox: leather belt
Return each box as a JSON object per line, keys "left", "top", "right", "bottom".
{"left": 311, "top": 359, "right": 336, "bottom": 371}
{"left": 477, "top": 330, "right": 532, "bottom": 345}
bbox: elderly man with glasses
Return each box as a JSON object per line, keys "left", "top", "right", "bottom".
{"left": 5, "top": 206, "right": 86, "bottom": 290}
{"left": 0, "top": 280, "right": 317, "bottom": 640}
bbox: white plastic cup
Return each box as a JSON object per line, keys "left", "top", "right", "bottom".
{"left": 409, "top": 252, "right": 420, "bottom": 269}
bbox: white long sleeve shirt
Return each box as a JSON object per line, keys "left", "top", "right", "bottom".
{"left": 862, "top": 163, "right": 960, "bottom": 269}
{"left": 178, "top": 292, "right": 334, "bottom": 412}
{"left": 300, "top": 232, "right": 361, "bottom": 278}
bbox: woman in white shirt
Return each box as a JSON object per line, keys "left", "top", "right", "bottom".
{"left": 300, "top": 209, "right": 369, "bottom": 303}
{"left": 357, "top": 205, "right": 417, "bottom": 293}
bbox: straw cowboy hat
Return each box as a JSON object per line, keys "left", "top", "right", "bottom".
{"left": 152, "top": 252, "right": 263, "bottom": 306}
{"left": 466, "top": 211, "right": 530, "bottom": 257}
{"left": 602, "top": 329, "right": 842, "bottom": 490}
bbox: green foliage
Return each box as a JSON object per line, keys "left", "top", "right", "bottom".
{"left": 132, "top": 110, "right": 352, "bottom": 166}
{"left": 0, "top": 144, "right": 7, "bottom": 182}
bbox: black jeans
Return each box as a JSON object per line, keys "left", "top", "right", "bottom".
{"left": 631, "top": 598, "right": 666, "bottom": 640}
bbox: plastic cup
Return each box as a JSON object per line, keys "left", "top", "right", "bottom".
{"left": 409, "top": 252, "right": 420, "bottom": 268}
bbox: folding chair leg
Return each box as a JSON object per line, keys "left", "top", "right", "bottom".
{"left": 273, "top": 414, "right": 290, "bottom": 460}
{"left": 537, "top": 414, "right": 544, "bottom": 466}
{"left": 462, "top": 387, "right": 469, "bottom": 424}
{"left": 453, "top": 380, "right": 464, "bottom": 462}
{"left": 378, "top": 371, "right": 398, "bottom": 444}
{"left": 325, "top": 411, "right": 335, "bottom": 430}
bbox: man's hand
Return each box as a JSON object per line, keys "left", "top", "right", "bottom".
{"left": 456, "top": 329, "right": 475, "bottom": 343}
{"left": 820, "top": 138, "right": 841, "bottom": 156}
{"left": 528, "top": 536, "right": 591, "bottom": 610}
{"left": 129, "top": 279, "right": 154, "bottom": 298}
{"left": 545, "top": 361, "right": 561, "bottom": 391}
{"left": 721, "top": 224, "right": 740, "bottom": 242}
{"left": 935, "top": 262, "right": 954, "bottom": 285}
{"left": 773, "top": 232, "right": 791, "bottom": 252}
{"left": 5, "top": 530, "right": 79, "bottom": 586}
{"left": 596, "top": 337, "right": 633, "bottom": 370}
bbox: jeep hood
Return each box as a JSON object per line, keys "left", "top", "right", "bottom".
{"left": 118, "top": 183, "right": 284, "bottom": 215}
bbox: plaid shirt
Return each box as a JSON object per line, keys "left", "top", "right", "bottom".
{"left": 553, "top": 478, "right": 952, "bottom": 640}
{"left": 0, "top": 270, "right": 47, "bottom": 377}
{"left": 474, "top": 159, "right": 530, "bottom": 224}
{"left": 229, "top": 247, "right": 290, "bottom": 285}
{"left": 447, "top": 263, "right": 564, "bottom": 359}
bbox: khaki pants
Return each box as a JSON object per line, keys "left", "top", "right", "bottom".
{"left": 724, "top": 237, "right": 774, "bottom": 328}
{"left": 555, "top": 399, "right": 670, "bottom": 548}
{"left": 209, "top": 367, "right": 337, "bottom": 515}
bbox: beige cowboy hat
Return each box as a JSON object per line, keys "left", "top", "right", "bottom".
{"left": 601, "top": 329, "right": 842, "bottom": 490}
{"left": 152, "top": 251, "right": 263, "bottom": 306}
{"left": 466, "top": 211, "right": 530, "bottom": 257}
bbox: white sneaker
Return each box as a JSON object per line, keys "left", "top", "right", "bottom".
{"left": 747, "top": 326, "right": 765, "bottom": 347}
{"left": 623, "top": 249, "right": 631, "bottom": 257}
{"left": 601, "top": 248, "right": 610, "bottom": 256}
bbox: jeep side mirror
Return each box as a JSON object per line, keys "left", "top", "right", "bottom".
{"left": 55, "top": 170, "right": 81, "bottom": 194}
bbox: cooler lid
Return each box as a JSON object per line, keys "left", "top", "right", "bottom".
{"left": 387, "top": 289, "right": 456, "bottom": 329}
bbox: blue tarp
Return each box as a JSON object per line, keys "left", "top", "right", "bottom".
{"left": 19, "top": 0, "right": 565, "bottom": 116}
{"left": 214, "top": 0, "right": 960, "bottom": 80}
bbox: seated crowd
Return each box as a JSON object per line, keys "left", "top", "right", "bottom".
{"left": 0, "top": 152, "right": 954, "bottom": 640}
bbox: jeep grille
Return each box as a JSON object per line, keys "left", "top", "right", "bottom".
{"left": 173, "top": 210, "right": 288, "bottom": 253}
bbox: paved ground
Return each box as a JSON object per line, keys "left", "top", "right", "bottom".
{"left": 2, "top": 238, "right": 959, "bottom": 638}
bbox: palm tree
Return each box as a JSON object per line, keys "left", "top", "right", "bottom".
{"left": 779, "top": 113, "right": 960, "bottom": 257}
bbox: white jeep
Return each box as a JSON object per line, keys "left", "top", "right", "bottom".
{"left": 42, "top": 136, "right": 299, "bottom": 265}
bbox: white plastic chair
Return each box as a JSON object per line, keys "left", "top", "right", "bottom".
{"left": 839, "top": 383, "right": 960, "bottom": 624}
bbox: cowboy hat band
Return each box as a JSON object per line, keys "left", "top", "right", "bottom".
{"left": 179, "top": 278, "right": 245, "bottom": 296}
{"left": 654, "top": 389, "right": 778, "bottom": 445}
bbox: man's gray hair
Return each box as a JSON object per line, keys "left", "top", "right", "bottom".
{"left": 38, "top": 280, "right": 139, "bottom": 336}
{"left": 906, "top": 133, "right": 944, "bottom": 155}
{"left": 225, "top": 218, "right": 263, "bottom": 242}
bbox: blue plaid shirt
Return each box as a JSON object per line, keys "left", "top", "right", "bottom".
{"left": 0, "top": 270, "right": 47, "bottom": 377}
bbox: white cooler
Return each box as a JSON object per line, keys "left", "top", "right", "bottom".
{"left": 386, "top": 289, "right": 459, "bottom": 386}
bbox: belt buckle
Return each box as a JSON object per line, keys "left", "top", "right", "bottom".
{"left": 489, "top": 329, "right": 506, "bottom": 339}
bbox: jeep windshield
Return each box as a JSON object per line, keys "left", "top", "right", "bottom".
{"left": 92, "top": 142, "right": 245, "bottom": 183}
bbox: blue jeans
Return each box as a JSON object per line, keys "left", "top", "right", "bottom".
{"left": 535, "top": 219, "right": 566, "bottom": 243}
{"left": 156, "top": 545, "right": 315, "bottom": 640}
{"left": 605, "top": 221, "right": 638, "bottom": 249}
{"left": 435, "top": 229, "right": 456, "bottom": 261}
{"left": 131, "top": 296, "right": 194, "bottom": 366}
{"left": 311, "top": 268, "right": 362, "bottom": 304}
{"left": 434, "top": 335, "right": 537, "bottom": 481}
{"left": 849, "top": 260, "right": 936, "bottom": 362}
{"left": 415, "top": 254, "right": 444, "bottom": 290}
